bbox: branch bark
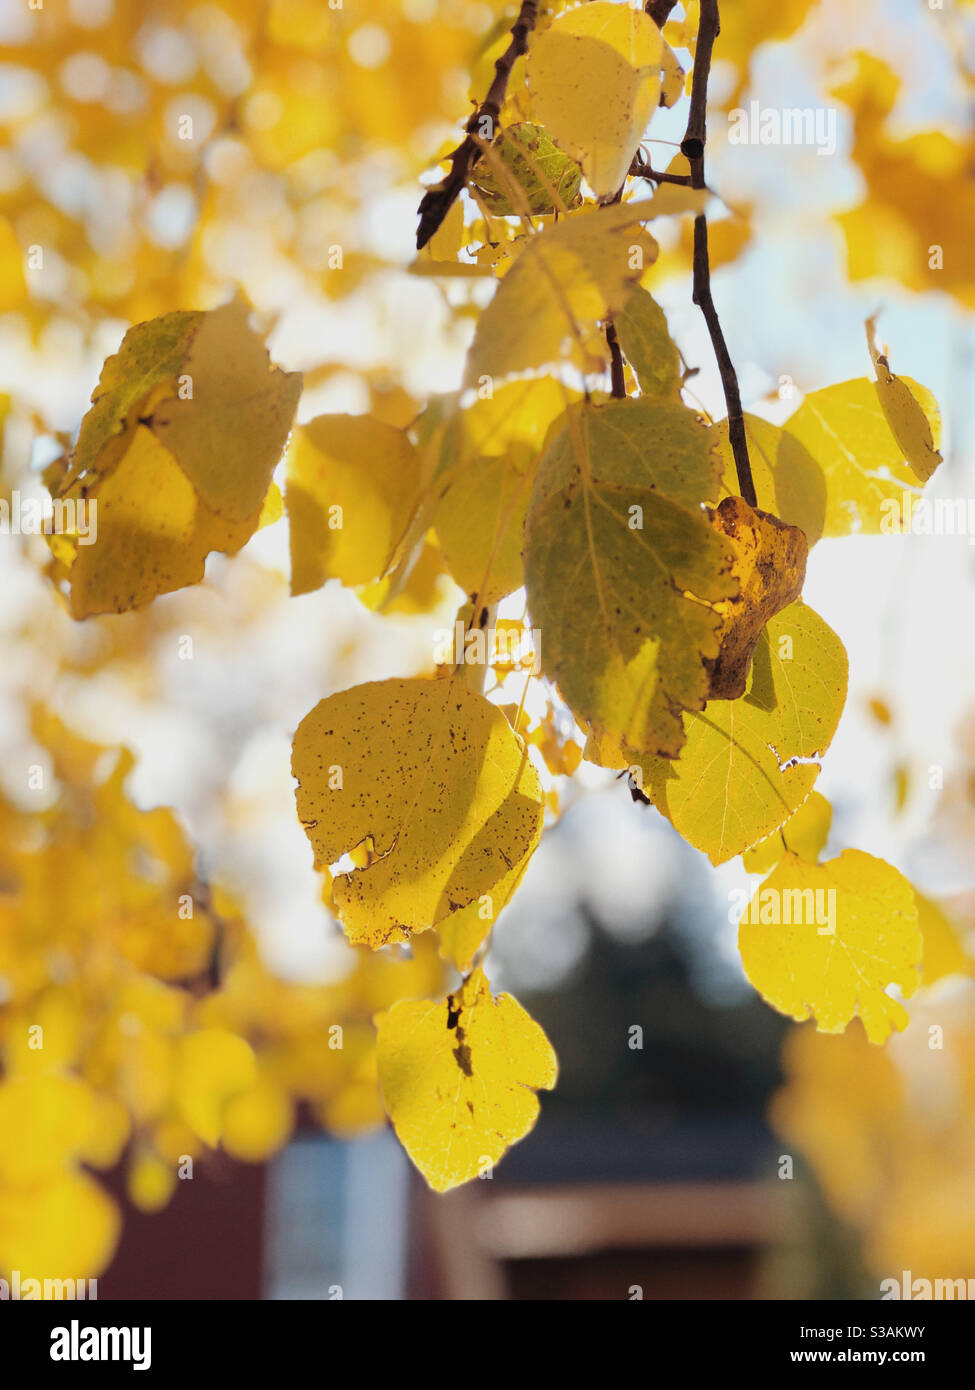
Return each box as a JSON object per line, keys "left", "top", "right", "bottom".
{"left": 681, "top": 0, "right": 757, "bottom": 508}
{"left": 646, "top": 0, "right": 679, "bottom": 27}
{"left": 606, "top": 320, "right": 627, "bottom": 398}
{"left": 416, "top": 0, "right": 539, "bottom": 250}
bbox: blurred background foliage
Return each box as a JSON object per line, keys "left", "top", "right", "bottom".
{"left": 0, "top": 0, "right": 973, "bottom": 1297}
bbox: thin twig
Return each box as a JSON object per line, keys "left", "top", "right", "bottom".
{"left": 681, "top": 0, "right": 756, "bottom": 508}
{"left": 628, "top": 154, "right": 693, "bottom": 186}
{"left": 606, "top": 320, "right": 627, "bottom": 398}
{"left": 416, "top": 0, "right": 538, "bottom": 249}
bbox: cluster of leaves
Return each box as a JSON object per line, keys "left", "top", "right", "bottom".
{"left": 0, "top": 711, "right": 444, "bottom": 1276}
{"left": 2, "top": 0, "right": 974, "bottom": 1240}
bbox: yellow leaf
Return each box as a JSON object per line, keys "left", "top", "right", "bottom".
{"left": 776, "top": 379, "right": 936, "bottom": 539}
{"left": 713, "top": 413, "right": 827, "bottom": 546}
{"left": 292, "top": 678, "right": 544, "bottom": 949}
{"left": 528, "top": 2, "right": 663, "bottom": 197}
{"left": 375, "top": 967, "right": 557, "bottom": 1192}
{"left": 866, "top": 315, "right": 943, "bottom": 484}
{"left": 703, "top": 495, "right": 808, "bottom": 700}
{"left": 739, "top": 851, "right": 921, "bottom": 1044}
{"left": 174, "top": 1029, "right": 257, "bottom": 1147}
{"left": 127, "top": 1146, "right": 176, "bottom": 1213}
{"left": 634, "top": 602, "right": 848, "bottom": 864}
{"left": 150, "top": 297, "right": 302, "bottom": 523}
{"left": 435, "top": 443, "right": 534, "bottom": 604}
{"left": 222, "top": 1078, "right": 294, "bottom": 1162}
{"left": 463, "top": 202, "right": 658, "bottom": 384}
{"left": 742, "top": 791, "right": 832, "bottom": 874}
{"left": 525, "top": 397, "right": 738, "bottom": 759}
{"left": 0, "top": 1172, "right": 119, "bottom": 1279}
{"left": 285, "top": 414, "right": 427, "bottom": 597}
{"left": 916, "top": 892, "right": 972, "bottom": 986}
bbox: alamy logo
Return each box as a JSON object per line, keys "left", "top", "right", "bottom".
{"left": 0, "top": 1271, "right": 97, "bottom": 1300}
{"left": 728, "top": 101, "right": 837, "bottom": 156}
{"left": 0, "top": 491, "right": 97, "bottom": 545}
{"left": 729, "top": 886, "right": 837, "bottom": 936}
{"left": 880, "top": 494, "right": 975, "bottom": 542}
{"left": 50, "top": 1320, "right": 151, "bottom": 1371}
{"left": 882, "top": 1271, "right": 975, "bottom": 1300}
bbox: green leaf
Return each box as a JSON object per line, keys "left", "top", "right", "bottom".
{"left": 613, "top": 286, "right": 682, "bottom": 398}
{"left": 471, "top": 122, "right": 583, "bottom": 215}
{"left": 524, "top": 397, "right": 739, "bottom": 759}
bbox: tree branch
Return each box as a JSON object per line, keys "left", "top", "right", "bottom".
{"left": 416, "top": 0, "right": 539, "bottom": 250}
{"left": 681, "top": 0, "right": 756, "bottom": 507}
{"left": 606, "top": 320, "right": 627, "bottom": 398}
{"left": 646, "top": 0, "right": 679, "bottom": 27}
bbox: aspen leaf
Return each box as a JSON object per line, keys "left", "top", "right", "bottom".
{"left": 150, "top": 297, "right": 302, "bottom": 523}
{"left": 435, "top": 443, "right": 534, "bottom": 603}
{"left": 48, "top": 299, "right": 301, "bottom": 616}
{"left": 776, "top": 379, "right": 935, "bottom": 538}
{"left": 703, "top": 494, "right": 808, "bottom": 700}
{"left": 866, "top": 316, "right": 943, "bottom": 483}
{"left": 528, "top": 2, "right": 663, "bottom": 197}
{"left": 714, "top": 414, "right": 827, "bottom": 545}
{"left": 65, "top": 298, "right": 300, "bottom": 521}
{"left": 739, "top": 850, "right": 921, "bottom": 1044}
{"left": 47, "top": 428, "right": 269, "bottom": 619}
{"left": 525, "top": 397, "right": 739, "bottom": 759}
{"left": 471, "top": 122, "right": 583, "bottom": 215}
{"left": 742, "top": 791, "right": 832, "bottom": 874}
{"left": 375, "top": 967, "right": 557, "bottom": 1192}
{"left": 292, "top": 679, "right": 544, "bottom": 949}
{"left": 463, "top": 202, "right": 658, "bottom": 384}
{"left": 613, "top": 286, "right": 682, "bottom": 398}
{"left": 915, "top": 892, "right": 972, "bottom": 986}
{"left": 285, "top": 414, "right": 428, "bottom": 597}
{"left": 633, "top": 602, "right": 848, "bottom": 863}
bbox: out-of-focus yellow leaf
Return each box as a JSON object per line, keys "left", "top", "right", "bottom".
{"left": 375, "top": 967, "right": 557, "bottom": 1192}
{"left": 916, "top": 892, "right": 972, "bottom": 986}
{"left": 174, "top": 1029, "right": 257, "bottom": 1147}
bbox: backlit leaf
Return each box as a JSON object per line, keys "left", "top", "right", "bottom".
{"left": 739, "top": 850, "right": 921, "bottom": 1044}
{"left": 375, "top": 967, "right": 557, "bottom": 1191}
{"left": 524, "top": 397, "right": 738, "bottom": 759}
{"left": 292, "top": 678, "right": 544, "bottom": 949}
{"left": 634, "top": 602, "right": 848, "bottom": 863}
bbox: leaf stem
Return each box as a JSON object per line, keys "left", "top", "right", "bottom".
{"left": 416, "top": 0, "right": 539, "bottom": 249}
{"left": 681, "top": 0, "right": 757, "bottom": 509}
